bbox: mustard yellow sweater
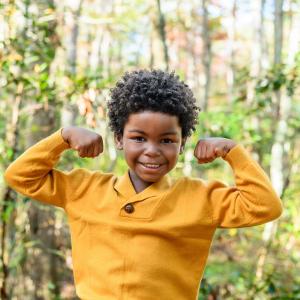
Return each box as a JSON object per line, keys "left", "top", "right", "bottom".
{"left": 4, "top": 129, "right": 283, "bottom": 300}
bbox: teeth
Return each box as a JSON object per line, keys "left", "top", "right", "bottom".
{"left": 143, "top": 163, "right": 160, "bottom": 169}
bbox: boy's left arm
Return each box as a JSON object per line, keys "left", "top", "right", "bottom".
{"left": 194, "top": 138, "right": 283, "bottom": 228}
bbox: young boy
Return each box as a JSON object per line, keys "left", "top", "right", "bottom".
{"left": 4, "top": 69, "right": 282, "bottom": 300}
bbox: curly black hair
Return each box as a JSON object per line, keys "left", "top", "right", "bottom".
{"left": 107, "top": 69, "right": 200, "bottom": 138}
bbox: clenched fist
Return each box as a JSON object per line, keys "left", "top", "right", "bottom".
{"left": 194, "top": 138, "right": 237, "bottom": 164}
{"left": 62, "top": 126, "right": 103, "bottom": 158}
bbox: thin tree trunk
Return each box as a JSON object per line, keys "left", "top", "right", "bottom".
{"left": 0, "top": 82, "right": 23, "bottom": 300}
{"left": 87, "top": 21, "right": 107, "bottom": 73}
{"left": 274, "top": 0, "right": 284, "bottom": 66}
{"left": 245, "top": 0, "right": 266, "bottom": 164}
{"left": 149, "top": 23, "right": 154, "bottom": 69}
{"left": 61, "top": 0, "right": 84, "bottom": 128}
{"left": 67, "top": 0, "right": 84, "bottom": 75}
{"left": 259, "top": 0, "right": 269, "bottom": 70}
{"left": 100, "top": 28, "right": 112, "bottom": 78}
{"left": 255, "top": 0, "right": 286, "bottom": 282}
{"left": 201, "top": 0, "right": 212, "bottom": 111}
{"left": 191, "top": 30, "right": 202, "bottom": 106}
{"left": 1, "top": 2, "right": 30, "bottom": 297}
{"left": 287, "top": 0, "right": 300, "bottom": 66}
{"left": 156, "top": 0, "right": 169, "bottom": 70}
{"left": 25, "top": 106, "right": 61, "bottom": 300}
{"left": 226, "top": 0, "right": 237, "bottom": 103}
{"left": 247, "top": 0, "right": 262, "bottom": 104}
{"left": 99, "top": 0, "right": 115, "bottom": 78}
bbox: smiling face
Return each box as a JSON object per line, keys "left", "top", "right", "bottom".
{"left": 115, "top": 111, "right": 185, "bottom": 192}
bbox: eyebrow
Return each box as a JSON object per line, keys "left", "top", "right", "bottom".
{"left": 128, "top": 129, "right": 178, "bottom": 136}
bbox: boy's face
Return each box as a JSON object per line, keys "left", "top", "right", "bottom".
{"left": 115, "top": 111, "right": 185, "bottom": 189}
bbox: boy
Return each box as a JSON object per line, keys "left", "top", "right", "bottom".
{"left": 4, "top": 69, "right": 283, "bottom": 300}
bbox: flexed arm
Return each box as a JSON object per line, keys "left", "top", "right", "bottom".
{"left": 193, "top": 138, "right": 283, "bottom": 228}
{"left": 4, "top": 127, "right": 103, "bottom": 208}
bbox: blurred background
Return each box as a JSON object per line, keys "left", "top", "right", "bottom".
{"left": 0, "top": 0, "right": 299, "bottom": 299}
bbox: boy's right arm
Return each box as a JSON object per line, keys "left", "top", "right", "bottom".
{"left": 4, "top": 127, "right": 103, "bottom": 208}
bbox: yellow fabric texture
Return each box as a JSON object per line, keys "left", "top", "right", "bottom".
{"left": 4, "top": 129, "right": 283, "bottom": 300}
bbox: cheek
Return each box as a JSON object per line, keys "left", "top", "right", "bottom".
{"left": 123, "top": 144, "right": 142, "bottom": 160}
{"left": 164, "top": 145, "right": 180, "bottom": 160}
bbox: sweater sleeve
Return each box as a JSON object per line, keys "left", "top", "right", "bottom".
{"left": 4, "top": 128, "right": 92, "bottom": 209}
{"left": 205, "top": 145, "right": 283, "bottom": 228}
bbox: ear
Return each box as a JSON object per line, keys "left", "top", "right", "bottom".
{"left": 179, "top": 138, "right": 187, "bottom": 154}
{"left": 114, "top": 134, "right": 123, "bottom": 150}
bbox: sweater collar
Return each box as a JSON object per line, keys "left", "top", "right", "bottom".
{"left": 114, "top": 170, "right": 171, "bottom": 202}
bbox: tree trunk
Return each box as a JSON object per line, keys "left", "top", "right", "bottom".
{"left": 156, "top": 0, "right": 169, "bottom": 71}
{"left": 255, "top": 0, "right": 286, "bottom": 282}
{"left": 274, "top": 0, "right": 284, "bottom": 66}
{"left": 226, "top": 0, "right": 237, "bottom": 103}
{"left": 149, "top": 23, "right": 155, "bottom": 69}
{"left": 287, "top": 0, "right": 300, "bottom": 66}
{"left": 25, "top": 106, "right": 62, "bottom": 300}
{"left": 247, "top": 0, "right": 262, "bottom": 104}
{"left": 61, "top": 0, "right": 84, "bottom": 128}
{"left": 0, "top": 82, "right": 23, "bottom": 300}
{"left": 201, "top": 0, "right": 212, "bottom": 111}
{"left": 245, "top": 0, "right": 266, "bottom": 164}
{"left": 67, "top": 0, "right": 84, "bottom": 75}
{"left": 259, "top": 0, "right": 269, "bottom": 70}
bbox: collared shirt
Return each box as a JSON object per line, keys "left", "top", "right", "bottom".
{"left": 4, "top": 129, "right": 283, "bottom": 300}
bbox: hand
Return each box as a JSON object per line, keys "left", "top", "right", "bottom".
{"left": 62, "top": 126, "right": 103, "bottom": 158}
{"left": 194, "top": 137, "right": 237, "bottom": 164}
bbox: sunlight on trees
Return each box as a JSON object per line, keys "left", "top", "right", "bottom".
{"left": 0, "top": 0, "right": 299, "bottom": 299}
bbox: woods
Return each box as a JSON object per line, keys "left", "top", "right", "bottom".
{"left": 0, "top": 0, "right": 299, "bottom": 299}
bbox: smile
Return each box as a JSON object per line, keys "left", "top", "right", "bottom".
{"left": 140, "top": 163, "right": 162, "bottom": 169}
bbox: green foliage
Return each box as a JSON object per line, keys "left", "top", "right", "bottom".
{"left": 0, "top": 200, "right": 16, "bottom": 222}
{"left": 0, "top": 4, "right": 59, "bottom": 103}
{"left": 1, "top": 1, "right": 300, "bottom": 299}
{"left": 194, "top": 55, "right": 300, "bottom": 298}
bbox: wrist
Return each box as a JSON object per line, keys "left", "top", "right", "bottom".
{"left": 223, "top": 140, "right": 237, "bottom": 156}
{"left": 61, "top": 127, "right": 72, "bottom": 144}
{"left": 228, "top": 140, "right": 237, "bottom": 150}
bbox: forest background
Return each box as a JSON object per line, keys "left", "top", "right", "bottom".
{"left": 0, "top": 0, "right": 299, "bottom": 299}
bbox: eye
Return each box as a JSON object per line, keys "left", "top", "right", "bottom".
{"left": 161, "top": 138, "right": 173, "bottom": 144}
{"left": 131, "top": 136, "right": 145, "bottom": 142}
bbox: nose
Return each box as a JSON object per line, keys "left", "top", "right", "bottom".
{"left": 144, "top": 142, "right": 160, "bottom": 157}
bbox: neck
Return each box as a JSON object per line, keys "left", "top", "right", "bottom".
{"left": 128, "top": 170, "right": 152, "bottom": 193}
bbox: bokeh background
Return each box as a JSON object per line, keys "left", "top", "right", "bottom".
{"left": 0, "top": 0, "right": 300, "bottom": 299}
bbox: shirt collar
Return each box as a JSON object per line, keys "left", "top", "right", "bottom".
{"left": 114, "top": 170, "right": 171, "bottom": 202}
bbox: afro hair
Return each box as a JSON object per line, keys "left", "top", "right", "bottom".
{"left": 107, "top": 69, "right": 200, "bottom": 138}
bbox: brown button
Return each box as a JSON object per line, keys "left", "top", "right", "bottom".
{"left": 124, "top": 203, "right": 134, "bottom": 214}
